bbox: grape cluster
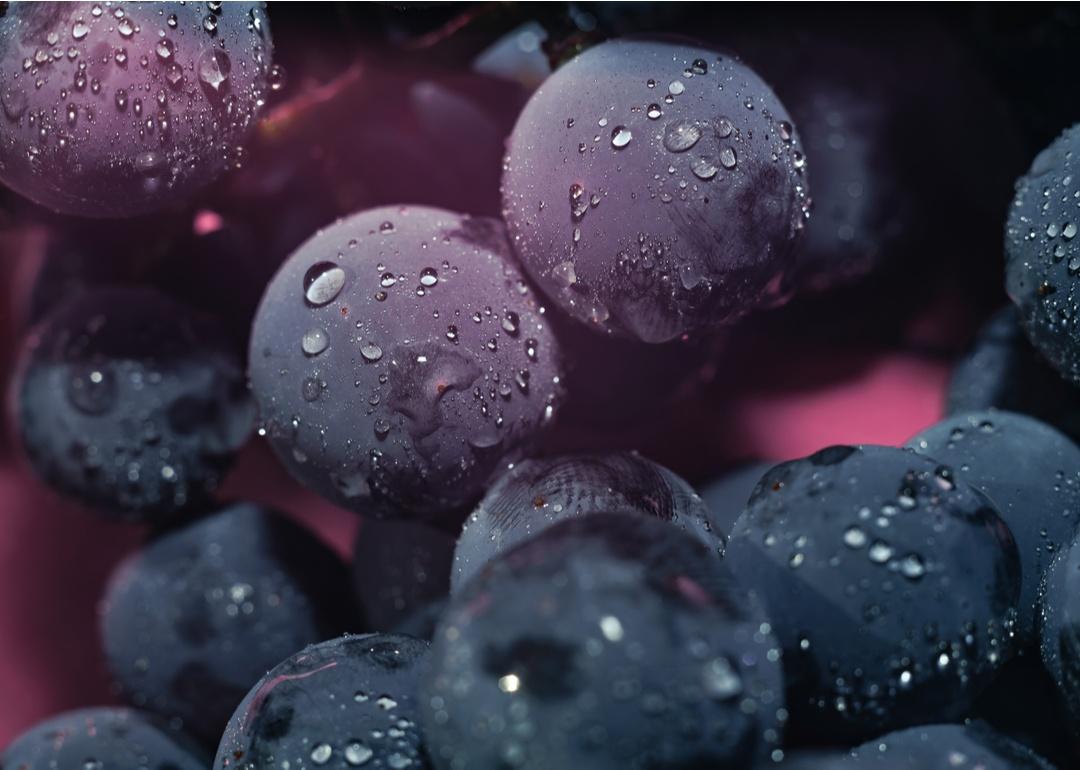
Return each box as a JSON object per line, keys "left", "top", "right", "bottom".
{"left": 3, "top": 5, "right": 1080, "bottom": 770}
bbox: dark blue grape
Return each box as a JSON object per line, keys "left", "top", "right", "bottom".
{"left": 907, "top": 410, "right": 1080, "bottom": 641}
{"left": 422, "top": 514, "right": 786, "bottom": 770}
{"left": 14, "top": 286, "right": 253, "bottom": 521}
{"left": 100, "top": 502, "right": 358, "bottom": 742}
{"left": 214, "top": 634, "right": 431, "bottom": 770}
{"left": 847, "top": 722, "right": 1056, "bottom": 770}
{"left": 501, "top": 38, "right": 809, "bottom": 342}
{"left": 450, "top": 451, "right": 724, "bottom": 593}
{"left": 947, "top": 307, "right": 1080, "bottom": 444}
{"left": 1, "top": 707, "right": 207, "bottom": 770}
{"left": 699, "top": 460, "right": 776, "bottom": 537}
{"left": 248, "top": 206, "right": 564, "bottom": 521}
{"left": 726, "top": 445, "right": 1020, "bottom": 743}
{"left": 1038, "top": 528, "right": 1080, "bottom": 737}
{"left": 352, "top": 518, "right": 454, "bottom": 632}
{"left": 1005, "top": 124, "right": 1080, "bottom": 387}
{"left": 0, "top": 2, "right": 274, "bottom": 217}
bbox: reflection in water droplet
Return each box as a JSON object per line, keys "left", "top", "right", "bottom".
{"left": 304, "top": 263, "right": 346, "bottom": 306}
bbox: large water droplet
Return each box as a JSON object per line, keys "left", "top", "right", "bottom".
{"left": 610, "top": 126, "right": 632, "bottom": 149}
{"left": 302, "top": 328, "right": 329, "bottom": 357}
{"left": 344, "top": 743, "right": 374, "bottom": 766}
{"left": 360, "top": 341, "right": 384, "bottom": 363}
{"left": 72, "top": 20, "right": 90, "bottom": 40}
{"left": 419, "top": 267, "right": 438, "bottom": 287}
{"left": 197, "top": 49, "right": 231, "bottom": 93}
{"left": 718, "top": 146, "right": 737, "bottom": 170}
{"left": 664, "top": 120, "right": 701, "bottom": 153}
{"left": 304, "top": 262, "right": 346, "bottom": 306}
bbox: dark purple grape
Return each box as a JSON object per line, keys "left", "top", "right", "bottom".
{"left": 847, "top": 722, "right": 1056, "bottom": 770}
{"left": 1039, "top": 528, "right": 1080, "bottom": 736}
{"left": 501, "top": 38, "right": 809, "bottom": 343}
{"left": 352, "top": 518, "right": 454, "bottom": 631}
{"left": 13, "top": 286, "right": 253, "bottom": 521}
{"left": 248, "top": 206, "right": 564, "bottom": 521}
{"left": 1, "top": 707, "right": 207, "bottom": 770}
{"left": 948, "top": 307, "right": 1080, "bottom": 444}
{"left": 907, "top": 411, "right": 1080, "bottom": 641}
{"left": 422, "top": 514, "right": 786, "bottom": 770}
{"left": 214, "top": 634, "right": 431, "bottom": 770}
{"left": 450, "top": 451, "right": 724, "bottom": 593}
{"left": 100, "top": 502, "right": 358, "bottom": 742}
{"left": 0, "top": 2, "right": 275, "bottom": 217}
{"left": 700, "top": 460, "right": 776, "bottom": 537}
{"left": 1005, "top": 124, "right": 1080, "bottom": 387}
{"left": 725, "top": 445, "right": 1020, "bottom": 744}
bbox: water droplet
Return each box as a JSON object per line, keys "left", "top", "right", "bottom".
{"left": 197, "top": 49, "right": 231, "bottom": 93}
{"left": 72, "top": 20, "right": 90, "bottom": 40}
{"left": 374, "top": 418, "right": 390, "bottom": 440}
{"left": 302, "top": 328, "right": 329, "bottom": 357}
{"left": 344, "top": 743, "right": 374, "bottom": 766}
{"left": 1065, "top": 222, "right": 1077, "bottom": 240}
{"left": 1, "top": 86, "right": 28, "bottom": 120}
{"left": 268, "top": 63, "right": 287, "bottom": 92}
{"left": 610, "top": 126, "right": 632, "bottom": 149}
{"left": 360, "top": 341, "right": 384, "bottom": 363}
{"left": 718, "top": 146, "right": 737, "bottom": 170}
{"left": 691, "top": 156, "right": 718, "bottom": 180}
{"left": 67, "top": 366, "right": 116, "bottom": 415}
{"left": 646, "top": 103, "right": 662, "bottom": 120}
{"left": 501, "top": 311, "right": 520, "bottom": 336}
{"left": 703, "top": 656, "right": 742, "bottom": 700}
{"left": 664, "top": 120, "right": 701, "bottom": 152}
{"left": 691, "top": 58, "right": 708, "bottom": 75}
{"left": 114, "top": 89, "right": 128, "bottom": 111}
{"left": 843, "top": 526, "right": 867, "bottom": 549}
{"left": 155, "top": 38, "right": 174, "bottom": 61}
{"left": 203, "top": 14, "right": 218, "bottom": 33}
{"left": 552, "top": 260, "right": 577, "bottom": 287}
{"left": 376, "top": 695, "right": 398, "bottom": 710}
{"left": 668, "top": 80, "right": 685, "bottom": 96}
{"left": 778, "top": 120, "right": 793, "bottom": 142}
{"left": 311, "top": 744, "right": 332, "bottom": 766}
{"left": 302, "top": 378, "right": 321, "bottom": 402}
{"left": 419, "top": 267, "right": 438, "bottom": 287}
{"left": 899, "top": 553, "right": 926, "bottom": 581}
{"left": 304, "top": 262, "right": 346, "bottom": 306}
{"left": 868, "top": 540, "right": 894, "bottom": 564}
{"left": 117, "top": 18, "right": 134, "bottom": 38}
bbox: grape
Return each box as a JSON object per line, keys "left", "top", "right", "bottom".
{"left": 14, "top": 286, "right": 253, "bottom": 521}
{"left": 847, "top": 722, "right": 1056, "bottom": 769}
{"left": 352, "top": 518, "right": 454, "bottom": 631}
{"left": 947, "top": 307, "right": 1080, "bottom": 444}
{"left": 907, "top": 410, "right": 1080, "bottom": 641}
{"left": 450, "top": 451, "right": 724, "bottom": 593}
{"left": 422, "top": 514, "right": 786, "bottom": 770}
{"left": 214, "top": 634, "right": 431, "bottom": 770}
{"left": 700, "top": 460, "right": 776, "bottom": 536}
{"left": 248, "top": 205, "right": 564, "bottom": 521}
{"left": 1038, "top": 527, "right": 1080, "bottom": 735}
{"left": 1, "top": 707, "right": 206, "bottom": 770}
{"left": 725, "top": 445, "right": 1020, "bottom": 743}
{"left": 501, "top": 38, "right": 810, "bottom": 343}
{"left": 100, "top": 502, "right": 358, "bottom": 742}
{"left": 0, "top": 2, "right": 274, "bottom": 217}
{"left": 1005, "top": 124, "right": 1080, "bottom": 387}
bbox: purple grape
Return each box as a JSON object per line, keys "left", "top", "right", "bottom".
{"left": 948, "top": 307, "right": 1080, "bottom": 444}
{"left": 726, "top": 445, "right": 1020, "bottom": 743}
{"left": 1, "top": 708, "right": 207, "bottom": 770}
{"left": 450, "top": 451, "right": 724, "bottom": 593}
{"left": 907, "top": 410, "right": 1080, "bottom": 641}
{"left": 100, "top": 502, "right": 358, "bottom": 742}
{"left": 0, "top": 2, "right": 274, "bottom": 217}
{"left": 847, "top": 722, "right": 1056, "bottom": 770}
{"left": 422, "top": 514, "right": 786, "bottom": 770}
{"left": 1038, "top": 527, "right": 1080, "bottom": 737}
{"left": 248, "top": 206, "right": 564, "bottom": 521}
{"left": 351, "top": 517, "right": 454, "bottom": 631}
{"left": 13, "top": 285, "right": 253, "bottom": 521}
{"left": 501, "top": 38, "right": 810, "bottom": 343}
{"left": 1006, "top": 124, "right": 1080, "bottom": 387}
{"left": 214, "top": 634, "right": 431, "bottom": 770}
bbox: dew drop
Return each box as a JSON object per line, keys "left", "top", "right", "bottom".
{"left": 302, "top": 328, "right": 329, "bottom": 357}
{"left": 197, "top": 49, "right": 231, "bottom": 93}
{"left": 610, "top": 126, "right": 632, "bottom": 149}
{"left": 419, "top": 267, "right": 438, "bottom": 287}
{"left": 360, "top": 341, "right": 384, "bottom": 363}
{"left": 304, "top": 262, "right": 346, "bottom": 307}
{"left": 664, "top": 120, "right": 701, "bottom": 152}
{"left": 718, "top": 146, "right": 737, "bottom": 170}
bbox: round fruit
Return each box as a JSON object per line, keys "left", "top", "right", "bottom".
{"left": 501, "top": 38, "right": 809, "bottom": 342}
{"left": 248, "top": 205, "right": 564, "bottom": 521}
{"left": 450, "top": 451, "right": 723, "bottom": 593}
{"left": 214, "top": 634, "right": 431, "bottom": 770}
{"left": 1, "top": 707, "right": 206, "bottom": 770}
{"left": 726, "top": 445, "right": 1020, "bottom": 743}
{"left": 100, "top": 502, "right": 358, "bottom": 741}
{"left": 13, "top": 285, "right": 253, "bottom": 521}
{"left": 908, "top": 410, "right": 1080, "bottom": 640}
{"left": 847, "top": 722, "right": 1055, "bottom": 769}
{"left": 422, "top": 514, "right": 786, "bottom": 770}
{"left": 1038, "top": 527, "right": 1080, "bottom": 735}
{"left": 0, "top": 2, "right": 275, "bottom": 217}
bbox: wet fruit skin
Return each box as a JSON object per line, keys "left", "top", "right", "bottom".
{"left": 947, "top": 306, "right": 1080, "bottom": 444}
{"left": 699, "top": 460, "right": 776, "bottom": 537}
{"left": 13, "top": 285, "right": 254, "bottom": 522}
{"left": 907, "top": 410, "right": 1080, "bottom": 642}
{"left": 351, "top": 517, "right": 455, "bottom": 632}
{"left": 1006, "top": 124, "right": 1080, "bottom": 387}
{"left": 422, "top": 514, "right": 786, "bottom": 770}
{"left": 450, "top": 451, "right": 724, "bottom": 593}
{"left": 214, "top": 634, "right": 432, "bottom": 770}
{"left": 725, "top": 445, "right": 1020, "bottom": 744}
{"left": 0, "top": 2, "right": 274, "bottom": 218}
{"left": 501, "top": 38, "right": 809, "bottom": 343}
{"left": 846, "top": 722, "right": 1056, "bottom": 770}
{"left": 100, "top": 502, "right": 359, "bottom": 743}
{"left": 1, "top": 707, "right": 208, "bottom": 770}
{"left": 1039, "top": 528, "right": 1080, "bottom": 738}
{"left": 248, "top": 205, "right": 564, "bottom": 522}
